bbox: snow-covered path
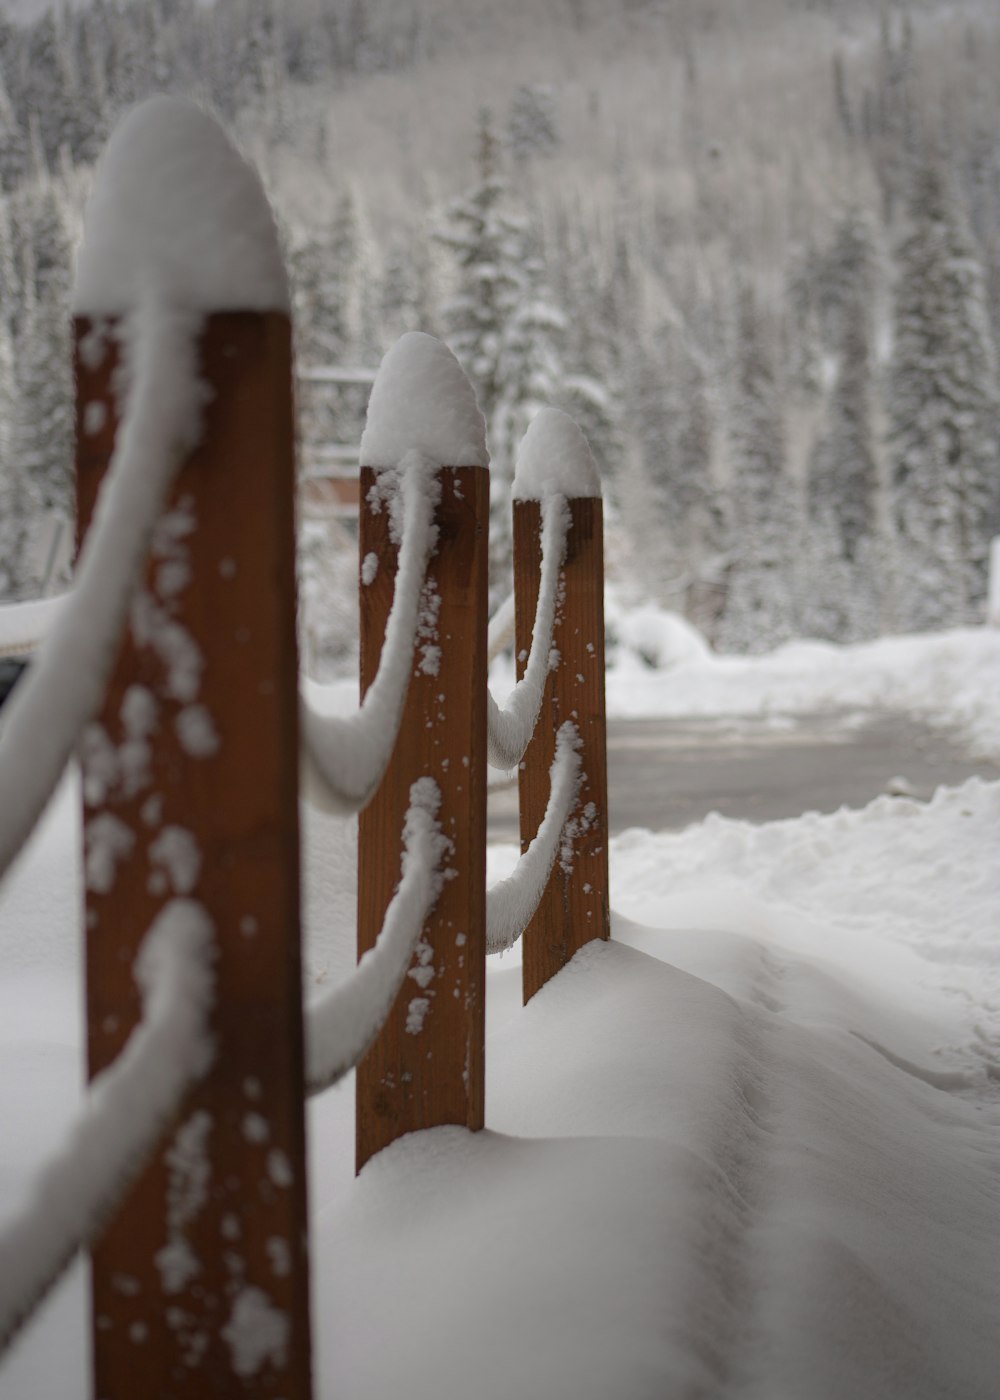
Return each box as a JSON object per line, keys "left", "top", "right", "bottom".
{"left": 2, "top": 769, "right": 998, "bottom": 1399}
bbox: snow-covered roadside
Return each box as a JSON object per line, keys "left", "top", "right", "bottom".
{"left": 1, "top": 758, "right": 997, "bottom": 1398}
{"left": 603, "top": 600, "right": 1000, "bottom": 760}
{"left": 481, "top": 596, "right": 1000, "bottom": 760}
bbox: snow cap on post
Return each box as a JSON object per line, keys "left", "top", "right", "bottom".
{"left": 73, "top": 95, "right": 289, "bottom": 315}
{"left": 359, "top": 332, "right": 489, "bottom": 469}
{"left": 511, "top": 408, "right": 601, "bottom": 500}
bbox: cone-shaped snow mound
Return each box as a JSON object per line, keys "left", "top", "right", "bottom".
{"left": 360, "top": 332, "right": 489, "bottom": 469}
{"left": 73, "top": 95, "right": 289, "bottom": 315}
{"left": 512, "top": 407, "right": 601, "bottom": 500}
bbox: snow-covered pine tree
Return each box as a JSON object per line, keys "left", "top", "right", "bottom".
{"left": 507, "top": 83, "right": 559, "bottom": 163}
{"left": 434, "top": 108, "right": 528, "bottom": 595}
{"left": 888, "top": 162, "right": 1000, "bottom": 630}
{"left": 803, "top": 290, "right": 881, "bottom": 641}
{"left": 0, "top": 292, "right": 23, "bottom": 599}
{"left": 619, "top": 324, "right": 726, "bottom": 631}
{"left": 716, "top": 283, "right": 798, "bottom": 654}
{"left": 491, "top": 229, "right": 567, "bottom": 491}
{"left": 8, "top": 182, "right": 74, "bottom": 593}
{"left": 0, "top": 72, "right": 28, "bottom": 193}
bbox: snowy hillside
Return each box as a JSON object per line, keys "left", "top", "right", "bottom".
{"left": 3, "top": 0, "right": 1000, "bottom": 657}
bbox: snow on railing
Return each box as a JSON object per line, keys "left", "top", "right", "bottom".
{"left": 0, "top": 97, "right": 611, "bottom": 1394}
{"left": 485, "top": 493, "right": 570, "bottom": 770}
{"left": 0, "top": 298, "right": 206, "bottom": 887}
{"left": 301, "top": 449, "right": 441, "bottom": 812}
{"left": 485, "top": 723, "right": 582, "bottom": 954}
{"left": 306, "top": 779, "right": 449, "bottom": 1094}
{"left": 479, "top": 409, "right": 607, "bottom": 958}
{"left": 0, "top": 902, "right": 214, "bottom": 1354}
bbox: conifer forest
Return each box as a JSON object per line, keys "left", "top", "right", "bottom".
{"left": 2, "top": 0, "right": 999, "bottom": 668}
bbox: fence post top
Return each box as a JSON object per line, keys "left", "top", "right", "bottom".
{"left": 359, "top": 332, "right": 489, "bottom": 471}
{"left": 511, "top": 407, "right": 601, "bottom": 502}
{"left": 73, "top": 95, "right": 289, "bottom": 317}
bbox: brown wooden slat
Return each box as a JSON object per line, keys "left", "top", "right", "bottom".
{"left": 514, "top": 496, "right": 610, "bottom": 1004}
{"left": 76, "top": 312, "right": 312, "bottom": 1399}
{"left": 355, "top": 464, "right": 488, "bottom": 1173}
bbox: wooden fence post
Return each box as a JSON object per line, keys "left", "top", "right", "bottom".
{"left": 76, "top": 311, "right": 312, "bottom": 1398}
{"left": 355, "top": 462, "right": 489, "bottom": 1172}
{"left": 512, "top": 419, "right": 610, "bottom": 1004}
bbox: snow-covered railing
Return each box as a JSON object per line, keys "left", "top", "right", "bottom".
{"left": 504, "top": 408, "right": 611, "bottom": 1000}
{"left": 0, "top": 98, "right": 610, "bottom": 1400}
{"left": 347, "top": 382, "right": 610, "bottom": 1167}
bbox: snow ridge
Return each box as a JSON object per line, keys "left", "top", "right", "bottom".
{"left": 0, "top": 899, "right": 214, "bottom": 1354}
{"left": 306, "top": 779, "right": 449, "bottom": 1095}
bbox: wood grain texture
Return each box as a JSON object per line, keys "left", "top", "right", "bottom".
{"left": 76, "top": 313, "right": 312, "bottom": 1398}
{"left": 355, "top": 465, "right": 488, "bottom": 1173}
{"left": 514, "top": 496, "right": 610, "bottom": 1005}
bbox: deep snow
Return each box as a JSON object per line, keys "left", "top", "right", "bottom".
{"left": 1, "top": 629, "right": 998, "bottom": 1399}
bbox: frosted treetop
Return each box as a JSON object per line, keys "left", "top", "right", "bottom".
{"left": 511, "top": 408, "right": 601, "bottom": 500}
{"left": 359, "top": 332, "right": 489, "bottom": 470}
{"left": 73, "top": 96, "right": 289, "bottom": 315}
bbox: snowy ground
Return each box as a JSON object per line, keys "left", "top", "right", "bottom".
{"left": 1, "top": 626, "right": 998, "bottom": 1398}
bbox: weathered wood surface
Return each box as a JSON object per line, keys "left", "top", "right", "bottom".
{"left": 76, "top": 312, "right": 312, "bottom": 1398}
{"left": 355, "top": 464, "right": 488, "bottom": 1173}
{"left": 513, "top": 496, "right": 610, "bottom": 1004}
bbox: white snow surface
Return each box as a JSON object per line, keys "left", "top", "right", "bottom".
{"left": 358, "top": 333, "right": 488, "bottom": 470}
{"left": 2, "top": 634, "right": 999, "bottom": 1398}
{"left": 603, "top": 604, "right": 1000, "bottom": 760}
{"left": 73, "top": 96, "right": 289, "bottom": 315}
{"left": 485, "top": 722, "right": 581, "bottom": 954}
{"left": 511, "top": 407, "right": 601, "bottom": 500}
{"left": 486, "top": 493, "right": 569, "bottom": 770}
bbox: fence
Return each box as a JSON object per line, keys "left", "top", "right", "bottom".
{"left": 0, "top": 96, "right": 609, "bottom": 1398}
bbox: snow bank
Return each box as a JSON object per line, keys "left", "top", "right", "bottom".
{"left": 607, "top": 594, "right": 711, "bottom": 670}
{"left": 359, "top": 333, "right": 488, "bottom": 469}
{"left": 511, "top": 407, "right": 601, "bottom": 500}
{"left": 606, "top": 622, "right": 1000, "bottom": 759}
{"left": 74, "top": 96, "right": 288, "bottom": 314}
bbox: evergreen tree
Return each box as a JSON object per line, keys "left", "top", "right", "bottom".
{"left": 803, "top": 292, "right": 881, "bottom": 641}
{"left": 434, "top": 109, "right": 529, "bottom": 593}
{"left": 507, "top": 83, "right": 559, "bottom": 163}
{"left": 0, "top": 73, "right": 28, "bottom": 192}
{"left": 9, "top": 184, "right": 74, "bottom": 591}
{"left": 435, "top": 109, "right": 521, "bottom": 422}
{"left": 717, "top": 285, "right": 798, "bottom": 654}
{"left": 888, "top": 163, "right": 1000, "bottom": 630}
